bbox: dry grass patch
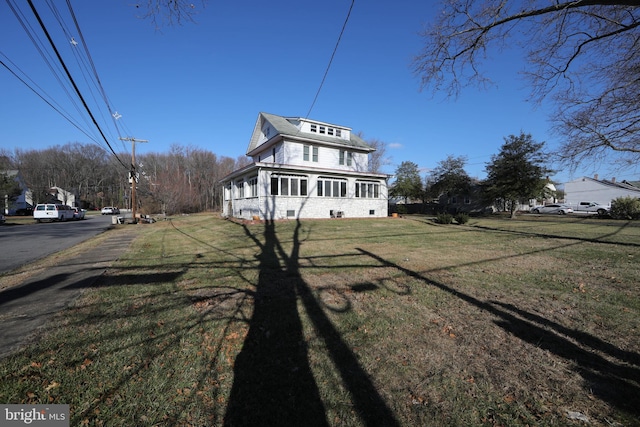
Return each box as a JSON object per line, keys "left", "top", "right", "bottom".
{"left": 0, "top": 214, "right": 638, "bottom": 426}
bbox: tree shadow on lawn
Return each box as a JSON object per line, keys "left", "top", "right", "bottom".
{"left": 357, "top": 247, "right": 640, "bottom": 418}
{"left": 469, "top": 220, "right": 640, "bottom": 248}
{"left": 47, "top": 268, "right": 253, "bottom": 425}
{"left": 223, "top": 219, "right": 400, "bottom": 427}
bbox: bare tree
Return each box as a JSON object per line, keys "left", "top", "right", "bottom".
{"left": 413, "top": 1, "right": 640, "bottom": 171}
{"left": 130, "top": 0, "right": 207, "bottom": 28}
{"left": 365, "top": 138, "right": 390, "bottom": 173}
{"left": 137, "top": 145, "right": 239, "bottom": 215}
{"left": 354, "top": 132, "right": 391, "bottom": 173}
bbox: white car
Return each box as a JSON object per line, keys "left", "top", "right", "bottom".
{"left": 531, "top": 204, "right": 574, "bottom": 215}
{"left": 72, "top": 207, "right": 86, "bottom": 220}
{"left": 101, "top": 206, "right": 120, "bottom": 215}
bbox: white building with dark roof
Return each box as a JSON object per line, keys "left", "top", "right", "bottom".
{"left": 220, "top": 112, "right": 389, "bottom": 220}
{"left": 564, "top": 175, "right": 640, "bottom": 206}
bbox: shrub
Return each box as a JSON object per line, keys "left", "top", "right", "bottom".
{"left": 435, "top": 213, "right": 454, "bottom": 224}
{"left": 454, "top": 213, "right": 470, "bottom": 225}
{"left": 610, "top": 196, "right": 640, "bottom": 220}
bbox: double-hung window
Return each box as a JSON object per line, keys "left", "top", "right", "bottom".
{"left": 236, "top": 180, "right": 245, "bottom": 198}
{"left": 339, "top": 150, "right": 353, "bottom": 166}
{"left": 249, "top": 177, "right": 258, "bottom": 197}
{"left": 303, "top": 145, "right": 319, "bottom": 162}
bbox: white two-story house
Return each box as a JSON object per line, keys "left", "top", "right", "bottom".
{"left": 221, "top": 112, "right": 389, "bottom": 220}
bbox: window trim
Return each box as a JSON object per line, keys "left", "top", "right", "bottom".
{"left": 317, "top": 177, "right": 348, "bottom": 198}
{"left": 271, "top": 174, "right": 309, "bottom": 197}
{"left": 355, "top": 180, "right": 380, "bottom": 199}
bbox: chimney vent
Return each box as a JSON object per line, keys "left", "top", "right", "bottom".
{"left": 594, "top": 174, "right": 599, "bottom": 180}
{"left": 612, "top": 177, "right": 616, "bottom": 183}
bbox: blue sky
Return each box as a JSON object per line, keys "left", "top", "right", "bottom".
{"left": 1, "top": 0, "right": 629, "bottom": 185}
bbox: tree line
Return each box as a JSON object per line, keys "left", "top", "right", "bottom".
{"left": 0, "top": 142, "right": 248, "bottom": 215}
{"left": 390, "top": 132, "right": 552, "bottom": 218}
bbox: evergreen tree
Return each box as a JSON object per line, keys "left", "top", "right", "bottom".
{"left": 484, "top": 133, "right": 552, "bottom": 218}
{"left": 390, "top": 161, "right": 423, "bottom": 204}
{"left": 428, "top": 155, "right": 471, "bottom": 199}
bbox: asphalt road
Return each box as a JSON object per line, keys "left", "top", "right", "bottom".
{"left": 0, "top": 214, "right": 116, "bottom": 273}
{"left": 0, "top": 215, "right": 140, "bottom": 359}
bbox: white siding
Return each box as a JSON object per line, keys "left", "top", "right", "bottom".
{"left": 275, "top": 140, "right": 369, "bottom": 172}
{"left": 223, "top": 167, "right": 388, "bottom": 220}
{"left": 352, "top": 151, "right": 368, "bottom": 172}
{"left": 565, "top": 178, "right": 640, "bottom": 206}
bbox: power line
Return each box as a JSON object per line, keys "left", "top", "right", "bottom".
{"left": 5, "top": 0, "right": 90, "bottom": 131}
{"left": 25, "top": 0, "right": 128, "bottom": 169}
{"left": 304, "top": 0, "right": 355, "bottom": 120}
{"left": 63, "top": 0, "right": 129, "bottom": 150}
{"left": 5, "top": 0, "right": 130, "bottom": 164}
{"left": 48, "top": 0, "right": 127, "bottom": 152}
{"left": 0, "top": 55, "right": 100, "bottom": 145}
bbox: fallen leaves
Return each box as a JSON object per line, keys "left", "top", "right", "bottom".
{"left": 80, "top": 358, "right": 93, "bottom": 370}
{"left": 44, "top": 381, "right": 60, "bottom": 391}
{"left": 442, "top": 325, "right": 456, "bottom": 338}
{"left": 573, "top": 283, "right": 587, "bottom": 293}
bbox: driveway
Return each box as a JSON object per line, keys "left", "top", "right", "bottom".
{"left": 0, "top": 229, "right": 139, "bottom": 359}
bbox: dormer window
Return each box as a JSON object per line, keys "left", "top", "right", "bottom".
{"left": 306, "top": 122, "right": 344, "bottom": 138}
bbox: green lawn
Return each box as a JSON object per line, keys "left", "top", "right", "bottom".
{"left": 1, "top": 214, "right": 639, "bottom": 426}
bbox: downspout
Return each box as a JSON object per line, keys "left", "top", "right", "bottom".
{"left": 258, "top": 166, "right": 262, "bottom": 220}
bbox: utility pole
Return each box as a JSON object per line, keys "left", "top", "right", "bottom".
{"left": 119, "top": 137, "right": 148, "bottom": 223}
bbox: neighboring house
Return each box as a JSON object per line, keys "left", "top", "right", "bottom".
{"left": 45, "top": 186, "right": 78, "bottom": 207}
{"left": 529, "top": 180, "right": 560, "bottom": 210}
{"left": 565, "top": 176, "right": 640, "bottom": 207}
{"left": 1, "top": 170, "right": 79, "bottom": 214}
{"left": 220, "top": 112, "right": 389, "bottom": 220}
{"left": 436, "top": 181, "right": 494, "bottom": 214}
{"left": 1, "top": 170, "right": 33, "bottom": 215}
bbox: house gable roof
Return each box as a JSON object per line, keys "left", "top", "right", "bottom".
{"left": 567, "top": 176, "right": 640, "bottom": 193}
{"left": 246, "top": 112, "right": 373, "bottom": 155}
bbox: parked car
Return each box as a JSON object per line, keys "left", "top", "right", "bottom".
{"left": 101, "top": 206, "right": 120, "bottom": 215}
{"left": 531, "top": 204, "right": 574, "bottom": 215}
{"left": 0, "top": 213, "right": 5, "bottom": 224}
{"left": 573, "top": 201, "right": 610, "bottom": 216}
{"left": 33, "top": 204, "right": 74, "bottom": 222}
{"left": 72, "top": 207, "right": 86, "bottom": 220}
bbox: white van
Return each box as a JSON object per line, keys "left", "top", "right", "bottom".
{"left": 33, "top": 204, "right": 74, "bottom": 222}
